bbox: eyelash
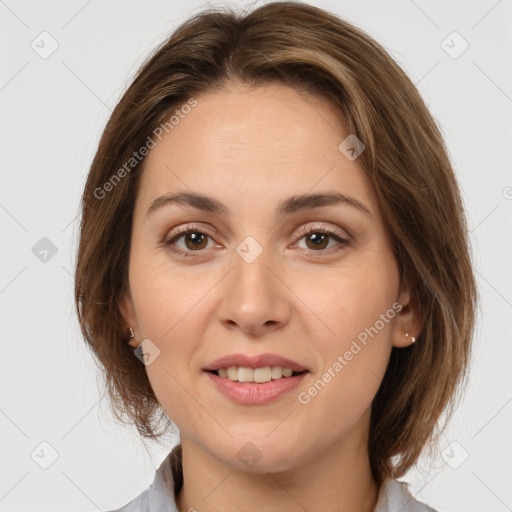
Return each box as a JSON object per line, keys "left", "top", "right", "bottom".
{"left": 163, "top": 224, "right": 350, "bottom": 258}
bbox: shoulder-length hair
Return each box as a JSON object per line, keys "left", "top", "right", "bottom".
{"left": 74, "top": 0, "right": 477, "bottom": 485}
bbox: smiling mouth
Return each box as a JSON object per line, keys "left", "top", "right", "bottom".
{"left": 206, "top": 366, "right": 308, "bottom": 383}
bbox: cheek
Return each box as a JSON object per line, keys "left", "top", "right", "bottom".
{"left": 297, "top": 340, "right": 391, "bottom": 448}
{"left": 129, "top": 249, "right": 211, "bottom": 340}
{"left": 295, "top": 256, "right": 399, "bottom": 354}
{"left": 292, "top": 257, "right": 397, "bottom": 424}
{"left": 128, "top": 255, "right": 215, "bottom": 416}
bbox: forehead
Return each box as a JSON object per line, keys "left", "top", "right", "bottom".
{"left": 135, "top": 83, "right": 377, "bottom": 217}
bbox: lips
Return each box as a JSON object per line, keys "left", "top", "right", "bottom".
{"left": 206, "top": 370, "right": 308, "bottom": 404}
{"left": 203, "top": 353, "right": 309, "bottom": 373}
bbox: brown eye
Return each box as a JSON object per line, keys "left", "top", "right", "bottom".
{"left": 164, "top": 226, "right": 216, "bottom": 257}
{"left": 181, "top": 232, "right": 209, "bottom": 250}
{"left": 296, "top": 227, "right": 349, "bottom": 253}
{"left": 304, "top": 232, "right": 330, "bottom": 250}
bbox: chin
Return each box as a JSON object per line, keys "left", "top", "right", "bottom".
{"left": 208, "top": 433, "right": 305, "bottom": 474}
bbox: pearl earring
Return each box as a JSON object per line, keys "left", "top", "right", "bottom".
{"left": 405, "top": 332, "right": 416, "bottom": 343}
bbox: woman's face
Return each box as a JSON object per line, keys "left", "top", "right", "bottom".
{"left": 121, "top": 83, "right": 415, "bottom": 471}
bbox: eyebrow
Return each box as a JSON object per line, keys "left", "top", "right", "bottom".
{"left": 146, "top": 191, "right": 372, "bottom": 218}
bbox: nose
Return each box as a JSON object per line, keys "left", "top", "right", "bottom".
{"left": 217, "top": 241, "right": 291, "bottom": 336}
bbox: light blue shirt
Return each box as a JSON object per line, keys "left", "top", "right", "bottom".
{"left": 107, "top": 444, "right": 438, "bottom": 512}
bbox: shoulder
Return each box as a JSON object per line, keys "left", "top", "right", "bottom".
{"left": 105, "top": 444, "right": 182, "bottom": 512}
{"left": 375, "top": 478, "right": 439, "bottom": 512}
{"left": 105, "top": 488, "right": 149, "bottom": 512}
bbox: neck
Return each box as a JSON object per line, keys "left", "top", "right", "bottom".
{"left": 175, "top": 416, "right": 379, "bottom": 512}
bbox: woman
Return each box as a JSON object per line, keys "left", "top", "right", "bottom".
{"left": 74, "top": 2, "right": 477, "bottom": 511}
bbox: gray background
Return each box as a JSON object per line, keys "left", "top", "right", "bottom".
{"left": 1, "top": 0, "right": 511, "bottom": 510}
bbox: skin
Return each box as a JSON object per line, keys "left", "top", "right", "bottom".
{"left": 120, "top": 82, "right": 422, "bottom": 512}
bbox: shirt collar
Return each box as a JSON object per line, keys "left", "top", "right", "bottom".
{"left": 147, "top": 444, "right": 182, "bottom": 512}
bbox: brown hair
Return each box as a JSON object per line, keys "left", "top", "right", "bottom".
{"left": 74, "top": 1, "right": 477, "bottom": 485}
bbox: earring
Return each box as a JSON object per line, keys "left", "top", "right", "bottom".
{"left": 129, "top": 327, "right": 140, "bottom": 342}
{"left": 405, "top": 332, "right": 416, "bottom": 343}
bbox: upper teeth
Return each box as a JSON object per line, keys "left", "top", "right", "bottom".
{"left": 217, "top": 366, "right": 294, "bottom": 383}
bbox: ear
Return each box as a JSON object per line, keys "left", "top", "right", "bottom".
{"left": 119, "top": 288, "right": 141, "bottom": 349}
{"left": 392, "top": 282, "right": 424, "bottom": 348}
